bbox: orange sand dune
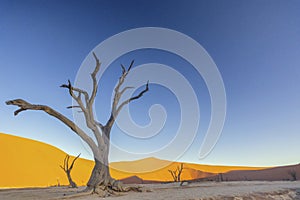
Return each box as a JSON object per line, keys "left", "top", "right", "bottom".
{"left": 110, "top": 157, "right": 266, "bottom": 182}
{"left": 0, "top": 133, "right": 268, "bottom": 187}
{"left": 0, "top": 133, "right": 94, "bottom": 188}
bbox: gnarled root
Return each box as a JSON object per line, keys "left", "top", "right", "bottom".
{"left": 91, "top": 177, "right": 147, "bottom": 197}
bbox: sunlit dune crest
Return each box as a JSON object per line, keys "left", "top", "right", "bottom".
{"left": 0, "top": 133, "right": 268, "bottom": 188}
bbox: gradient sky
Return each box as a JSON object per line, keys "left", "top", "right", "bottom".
{"left": 0, "top": 0, "right": 300, "bottom": 167}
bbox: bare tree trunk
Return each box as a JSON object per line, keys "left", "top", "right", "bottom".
{"left": 87, "top": 158, "right": 110, "bottom": 188}
{"left": 67, "top": 173, "right": 77, "bottom": 188}
{"left": 87, "top": 155, "right": 142, "bottom": 196}
{"left": 87, "top": 128, "right": 114, "bottom": 194}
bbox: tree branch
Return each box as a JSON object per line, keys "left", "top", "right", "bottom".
{"left": 121, "top": 64, "right": 126, "bottom": 74}
{"left": 69, "top": 153, "right": 81, "bottom": 171}
{"left": 6, "top": 99, "right": 100, "bottom": 157}
{"left": 119, "top": 86, "right": 134, "bottom": 96}
{"left": 60, "top": 165, "right": 65, "bottom": 171}
{"left": 84, "top": 53, "right": 103, "bottom": 147}
{"left": 89, "top": 52, "right": 101, "bottom": 106}
{"left": 60, "top": 80, "right": 88, "bottom": 114}
{"left": 127, "top": 60, "right": 134, "bottom": 72}
{"left": 65, "top": 155, "right": 70, "bottom": 171}
{"left": 66, "top": 105, "right": 81, "bottom": 109}
{"left": 168, "top": 169, "right": 178, "bottom": 182}
{"left": 60, "top": 80, "right": 89, "bottom": 104}
{"left": 115, "top": 81, "right": 149, "bottom": 117}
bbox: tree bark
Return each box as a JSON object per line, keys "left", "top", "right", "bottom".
{"left": 87, "top": 158, "right": 110, "bottom": 189}
{"left": 87, "top": 128, "right": 112, "bottom": 191}
{"left": 67, "top": 173, "right": 77, "bottom": 188}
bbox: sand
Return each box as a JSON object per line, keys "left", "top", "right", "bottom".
{"left": 0, "top": 181, "right": 300, "bottom": 200}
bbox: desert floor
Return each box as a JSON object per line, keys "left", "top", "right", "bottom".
{"left": 0, "top": 181, "right": 300, "bottom": 200}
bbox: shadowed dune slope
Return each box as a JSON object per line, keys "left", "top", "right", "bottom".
{"left": 222, "top": 164, "right": 300, "bottom": 181}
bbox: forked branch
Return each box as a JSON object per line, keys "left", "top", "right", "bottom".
{"left": 60, "top": 80, "right": 88, "bottom": 114}
{"left": 105, "top": 60, "right": 149, "bottom": 132}
{"left": 60, "top": 79, "right": 89, "bottom": 105}
{"left": 60, "top": 153, "right": 81, "bottom": 172}
{"left": 116, "top": 81, "right": 149, "bottom": 115}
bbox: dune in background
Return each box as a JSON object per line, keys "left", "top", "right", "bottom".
{"left": 0, "top": 133, "right": 267, "bottom": 188}
{"left": 110, "top": 158, "right": 266, "bottom": 182}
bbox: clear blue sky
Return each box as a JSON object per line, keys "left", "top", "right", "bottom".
{"left": 0, "top": 0, "right": 300, "bottom": 167}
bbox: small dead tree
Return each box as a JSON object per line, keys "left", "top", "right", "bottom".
{"left": 60, "top": 153, "right": 80, "bottom": 188}
{"left": 168, "top": 163, "right": 184, "bottom": 182}
{"left": 218, "top": 173, "right": 224, "bottom": 182}
{"left": 288, "top": 170, "right": 297, "bottom": 181}
{"left": 6, "top": 53, "right": 149, "bottom": 197}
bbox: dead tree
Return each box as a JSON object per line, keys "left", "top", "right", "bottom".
{"left": 218, "top": 173, "right": 224, "bottom": 182}
{"left": 288, "top": 170, "right": 297, "bottom": 181}
{"left": 6, "top": 53, "right": 149, "bottom": 196}
{"left": 168, "top": 163, "right": 184, "bottom": 182}
{"left": 60, "top": 154, "right": 80, "bottom": 188}
{"left": 177, "top": 163, "right": 184, "bottom": 182}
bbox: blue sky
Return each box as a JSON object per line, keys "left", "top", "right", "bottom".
{"left": 0, "top": 0, "right": 300, "bottom": 167}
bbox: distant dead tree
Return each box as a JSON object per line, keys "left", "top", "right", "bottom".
{"left": 6, "top": 53, "right": 149, "bottom": 196}
{"left": 60, "top": 154, "right": 81, "bottom": 188}
{"left": 288, "top": 169, "right": 297, "bottom": 181}
{"left": 168, "top": 163, "right": 184, "bottom": 182}
{"left": 218, "top": 173, "right": 224, "bottom": 182}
